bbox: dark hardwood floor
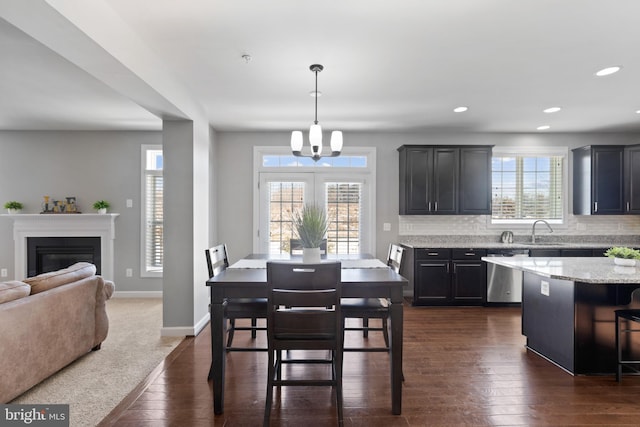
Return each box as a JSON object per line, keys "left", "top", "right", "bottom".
{"left": 99, "top": 303, "right": 640, "bottom": 426}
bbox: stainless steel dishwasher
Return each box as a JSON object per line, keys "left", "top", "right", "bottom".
{"left": 486, "top": 248, "right": 530, "bottom": 303}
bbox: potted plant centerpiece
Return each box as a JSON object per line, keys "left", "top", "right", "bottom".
{"left": 293, "top": 204, "right": 328, "bottom": 264}
{"left": 604, "top": 246, "right": 640, "bottom": 266}
{"left": 93, "top": 200, "right": 110, "bottom": 214}
{"left": 4, "top": 201, "right": 23, "bottom": 214}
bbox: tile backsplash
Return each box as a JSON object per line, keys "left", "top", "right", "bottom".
{"left": 399, "top": 215, "right": 640, "bottom": 236}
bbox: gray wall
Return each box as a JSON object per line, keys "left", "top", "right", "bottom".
{"left": 2, "top": 129, "right": 639, "bottom": 294}
{"left": 0, "top": 130, "right": 162, "bottom": 292}
{"left": 216, "top": 131, "right": 640, "bottom": 260}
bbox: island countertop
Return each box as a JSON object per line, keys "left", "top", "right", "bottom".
{"left": 482, "top": 256, "right": 640, "bottom": 284}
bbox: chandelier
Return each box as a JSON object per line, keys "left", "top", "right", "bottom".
{"left": 290, "top": 64, "right": 343, "bottom": 162}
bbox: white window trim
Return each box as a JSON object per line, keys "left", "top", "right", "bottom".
{"left": 253, "top": 146, "right": 376, "bottom": 254}
{"left": 140, "top": 144, "right": 163, "bottom": 278}
{"left": 488, "top": 146, "right": 569, "bottom": 230}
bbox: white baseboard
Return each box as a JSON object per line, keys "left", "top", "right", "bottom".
{"left": 112, "top": 291, "right": 163, "bottom": 298}
{"left": 161, "top": 312, "right": 210, "bottom": 337}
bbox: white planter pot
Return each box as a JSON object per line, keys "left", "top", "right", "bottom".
{"left": 302, "top": 247, "right": 321, "bottom": 264}
{"left": 97, "top": 208, "right": 107, "bottom": 214}
{"left": 614, "top": 257, "right": 636, "bottom": 267}
{"left": 7, "top": 209, "right": 21, "bottom": 214}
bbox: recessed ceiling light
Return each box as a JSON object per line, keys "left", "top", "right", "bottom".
{"left": 537, "top": 125, "right": 550, "bottom": 131}
{"left": 543, "top": 107, "right": 561, "bottom": 113}
{"left": 453, "top": 106, "right": 468, "bottom": 113}
{"left": 636, "top": 110, "right": 640, "bottom": 114}
{"left": 595, "top": 66, "right": 622, "bottom": 77}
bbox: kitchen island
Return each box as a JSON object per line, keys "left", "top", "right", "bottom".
{"left": 482, "top": 256, "right": 640, "bottom": 375}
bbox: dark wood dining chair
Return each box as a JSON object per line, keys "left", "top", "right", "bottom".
{"left": 264, "top": 261, "right": 343, "bottom": 427}
{"left": 205, "top": 244, "right": 267, "bottom": 359}
{"left": 341, "top": 244, "right": 405, "bottom": 352}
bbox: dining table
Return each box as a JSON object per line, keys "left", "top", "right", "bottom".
{"left": 206, "top": 253, "right": 408, "bottom": 415}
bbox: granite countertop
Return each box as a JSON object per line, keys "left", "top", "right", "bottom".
{"left": 400, "top": 235, "right": 640, "bottom": 250}
{"left": 482, "top": 256, "right": 640, "bottom": 284}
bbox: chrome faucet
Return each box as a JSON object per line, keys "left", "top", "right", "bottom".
{"left": 531, "top": 220, "right": 553, "bottom": 243}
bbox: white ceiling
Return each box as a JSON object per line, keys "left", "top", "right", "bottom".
{"left": 1, "top": 0, "right": 640, "bottom": 133}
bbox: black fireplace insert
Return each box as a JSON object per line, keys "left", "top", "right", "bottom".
{"left": 27, "top": 237, "right": 101, "bottom": 277}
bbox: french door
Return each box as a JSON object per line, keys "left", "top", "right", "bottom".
{"left": 257, "top": 172, "right": 372, "bottom": 254}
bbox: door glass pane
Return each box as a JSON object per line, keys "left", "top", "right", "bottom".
{"left": 268, "top": 182, "right": 305, "bottom": 254}
{"left": 325, "top": 182, "right": 361, "bottom": 254}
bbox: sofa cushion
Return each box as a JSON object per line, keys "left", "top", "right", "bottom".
{"left": 25, "top": 262, "right": 97, "bottom": 295}
{"left": 0, "top": 281, "right": 31, "bottom": 304}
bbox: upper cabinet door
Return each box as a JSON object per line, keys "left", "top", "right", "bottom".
{"left": 432, "top": 148, "right": 458, "bottom": 214}
{"left": 625, "top": 145, "right": 640, "bottom": 214}
{"left": 459, "top": 147, "right": 492, "bottom": 214}
{"left": 592, "top": 146, "right": 624, "bottom": 214}
{"left": 399, "top": 146, "right": 432, "bottom": 214}
{"left": 573, "top": 145, "right": 624, "bottom": 215}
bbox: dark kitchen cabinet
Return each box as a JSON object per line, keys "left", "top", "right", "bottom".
{"left": 530, "top": 248, "right": 561, "bottom": 257}
{"left": 459, "top": 147, "right": 492, "bottom": 214}
{"left": 398, "top": 146, "right": 457, "bottom": 214}
{"left": 412, "top": 248, "right": 486, "bottom": 306}
{"left": 413, "top": 249, "right": 451, "bottom": 305}
{"left": 398, "top": 145, "right": 492, "bottom": 215}
{"left": 573, "top": 145, "right": 625, "bottom": 215}
{"left": 561, "top": 249, "right": 595, "bottom": 257}
{"left": 625, "top": 145, "right": 640, "bottom": 214}
{"left": 451, "top": 249, "right": 487, "bottom": 303}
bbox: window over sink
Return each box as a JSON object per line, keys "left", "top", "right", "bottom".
{"left": 491, "top": 146, "right": 567, "bottom": 225}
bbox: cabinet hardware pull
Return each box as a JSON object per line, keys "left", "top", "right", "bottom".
{"left": 434, "top": 201, "right": 438, "bottom": 211}
{"left": 427, "top": 252, "right": 439, "bottom": 256}
{"left": 594, "top": 201, "right": 598, "bottom": 212}
{"left": 428, "top": 201, "right": 432, "bottom": 211}
{"left": 465, "top": 252, "right": 475, "bottom": 256}
{"left": 628, "top": 202, "right": 631, "bottom": 212}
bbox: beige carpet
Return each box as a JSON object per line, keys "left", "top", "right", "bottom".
{"left": 11, "top": 298, "right": 184, "bottom": 427}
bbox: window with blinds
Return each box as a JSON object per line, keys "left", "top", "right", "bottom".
{"left": 326, "top": 182, "right": 361, "bottom": 254}
{"left": 492, "top": 154, "right": 564, "bottom": 222}
{"left": 142, "top": 146, "right": 163, "bottom": 276}
{"left": 267, "top": 182, "right": 305, "bottom": 254}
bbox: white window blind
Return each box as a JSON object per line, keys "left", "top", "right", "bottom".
{"left": 492, "top": 149, "right": 565, "bottom": 223}
{"left": 142, "top": 146, "right": 163, "bottom": 276}
{"left": 326, "top": 182, "right": 361, "bottom": 254}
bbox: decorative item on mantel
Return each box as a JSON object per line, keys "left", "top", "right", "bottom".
{"left": 605, "top": 247, "right": 640, "bottom": 266}
{"left": 4, "top": 201, "right": 23, "bottom": 214}
{"left": 92, "top": 200, "right": 110, "bottom": 214}
{"left": 292, "top": 203, "right": 329, "bottom": 264}
{"left": 41, "top": 196, "right": 80, "bottom": 214}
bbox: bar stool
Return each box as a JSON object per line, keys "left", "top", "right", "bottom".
{"left": 614, "top": 309, "right": 640, "bottom": 381}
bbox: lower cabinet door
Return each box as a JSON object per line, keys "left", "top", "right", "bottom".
{"left": 414, "top": 261, "right": 451, "bottom": 305}
{"left": 452, "top": 261, "right": 486, "bottom": 304}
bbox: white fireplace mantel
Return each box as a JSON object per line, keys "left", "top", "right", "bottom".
{"left": 4, "top": 213, "right": 119, "bottom": 281}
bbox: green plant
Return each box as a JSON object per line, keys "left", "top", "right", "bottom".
{"left": 4, "top": 201, "right": 23, "bottom": 210}
{"left": 604, "top": 247, "right": 640, "bottom": 260}
{"left": 92, "top": 200, "right": 110, "bottom": 210}
{"left": 292, "top": 204, "right": 328, "bottom": 248}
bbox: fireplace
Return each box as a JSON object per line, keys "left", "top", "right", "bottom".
{"left": 6, "top": 213, "right": 118, "bottom": 281}
{"left": 27, "top": 237, "right": 101, "bottom": 277}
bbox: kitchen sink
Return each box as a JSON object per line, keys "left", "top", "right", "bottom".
{"left": 529, "top": 242, "right": 565, "bottom": 246}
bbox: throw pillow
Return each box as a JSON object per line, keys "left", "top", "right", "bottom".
{"left": 25, "top": 262, "right": 97, "bottom": 295}
{"left": 0, "top": 281, "right": 31, "bottom": 304}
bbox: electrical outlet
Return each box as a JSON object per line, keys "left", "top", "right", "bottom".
{"left": 126, "top": 268, "right": 133, "bottom": 277}
{"left": 383, "top": 222, "right": 391, "bottom": 231}
{"left": 576, "top": 222, "right": 587, "bottom": 231}
{"left": 126, "top": 199, "right": 133, "bottom": 208}
{"left": 618, "top": 223, "right": 625, "bottom": 231}
{"left": 1, "top": 268, "right": 7, "bottom": 277}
